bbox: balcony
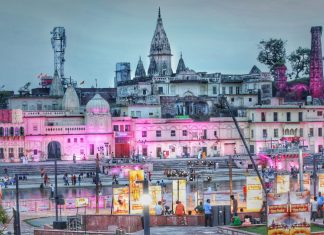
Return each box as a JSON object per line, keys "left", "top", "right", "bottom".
{"left": 44, "top": 125, "right": 86, "bottom": 135}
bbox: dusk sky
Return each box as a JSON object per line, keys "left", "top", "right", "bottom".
{"left": 1, "top": 0, "right": 324, "bottom": 91}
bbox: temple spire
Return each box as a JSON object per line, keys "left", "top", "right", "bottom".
{"left": 148, "top": 7, "right": 173, "bottom": 76}
{"left": 135, "top": 57, "right": 146, "bottom": 78}
{"left": 176, "top": 53, "right": 187, "bottom": 74}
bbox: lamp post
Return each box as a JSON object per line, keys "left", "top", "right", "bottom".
{"left": 142, "top": 178, "right": 150, "bottom": 235}
{"left": 95, "top": 154, "right": 100, "bottom": 214}
{"left": 14, "top": 174, "right": 21, "bottom": 235}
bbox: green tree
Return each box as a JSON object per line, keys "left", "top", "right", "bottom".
{"left": 287, "top": 47, "right": 311, "bottom": 79}
{"left": 0, "top": 205, "right": 8, "bottom": 235}
{"left": 257, "top": 38, "right": 286, "bottom": 75}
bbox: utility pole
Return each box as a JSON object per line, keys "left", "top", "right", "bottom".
{"left": 229, "top": 155, "right": 233, "bottom": 196}
{"left": 143, "top": 178, "right": 150, "bottom": 235}
{"left": 313, "top": 154, "right": 317, "bottom": 196}
{"left": 54, "top": 158, "right": 58, "bottom": 222}
{"left": 15, "top": 174, "right": 21, "bottom": 235}
{"left": 298, "top": 146, "right": 304, "bottom": 192}
{"left": 95, "top": 154, "right": 100, "bottom": 214}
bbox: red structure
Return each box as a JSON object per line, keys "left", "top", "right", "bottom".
{"left": 274, "top": 64, "right": 288, "bottom": 96}
{"left": 309, "top": 26, "right": 323, "bottom": 98}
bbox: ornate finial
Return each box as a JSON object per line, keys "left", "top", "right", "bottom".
{"left": 95, "top": 78, "right": 98, "bottom": 89}
{"left": 69, "top": 76, "right": 72, "bottom": 85}
{"left": 158, "top": 7, "right": 161, "bottom": 19}
{"left": 180, "top": 52, "right": 183, "bottom": 58}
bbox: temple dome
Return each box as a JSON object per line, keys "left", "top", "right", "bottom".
{"left": 86, "top": 94, "right": 110, "bottom": 114}
{"left": 62, "top": 86, "right": 80, "bottom": 113}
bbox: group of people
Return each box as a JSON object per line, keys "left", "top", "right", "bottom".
{"left": 63, "top": 173, "right": 83, "bottom": 186}
{"left": 311, "top": 192, "right": 324, "bottom": 221}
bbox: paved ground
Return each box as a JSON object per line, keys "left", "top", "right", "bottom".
{"left": 132, "top": 226, "right": 223, "bottom": 235}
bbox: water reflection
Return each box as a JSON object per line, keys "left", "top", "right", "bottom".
{"left": 2, "top": 179, "right": 245, "bottom": 201}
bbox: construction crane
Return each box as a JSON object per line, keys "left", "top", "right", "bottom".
{"left": 220, "top": 96, "right": 266, "bottom": 195}
{"left": 18, "top": 82, "right": 31, "bottom": 96}
{"left": 51, "top": 27, "right": 66, "bottom": 86}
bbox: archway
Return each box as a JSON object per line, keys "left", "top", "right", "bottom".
{"left": 48, "top": 141, "right": 61, "bottom": 160}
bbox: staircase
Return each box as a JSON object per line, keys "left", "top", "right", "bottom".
{"left": 0, "top": 161, "right": 97, "bottom": 176}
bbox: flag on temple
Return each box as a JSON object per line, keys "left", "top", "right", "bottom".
{"left": 80, "top": 81, "right": 85, "bottom": 85}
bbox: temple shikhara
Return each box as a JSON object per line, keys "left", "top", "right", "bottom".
{"left": 0, "top": 9, "right": 324, "bottom": 162}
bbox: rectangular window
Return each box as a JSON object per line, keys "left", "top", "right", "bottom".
{"left": 90, "top": 144, "right": 94, "bottom": 155}
{"left": 222, "top": 87, "right": 226, "bottom": 94}
{"left": 319, "top": 145, "right": 323, "bottom": 153}
{"left": 80, "top": 138, "right": 84, "bottom": 143}
{"left": 142, "top": 131, "right": 147, "bottom": 137}
{"left": 33, "top": 125, "right": 38, "bottom": 131}
{"left": 273, "top": 112, "right": 278, "bottom": 122}
{"left": 287, "top": 112, "right": 291, "bottom": 122}
{"left": 262, "top": 129, "right": 267, "bottom": 138}
{"left": 74, "top": 138, "right": 77, "bottom": 143}
{"left": 214, "top": 130, "right": 217, "bottom": 137}
{"left": 319, "top": 128, "right": 323, "bottom": 137}
{"left": 156, "top": 130, "right": 161, "bottom": 137}
{"left": 113, "top": 125, "right": 119, "bottom": 131}
{"left": 229, "top": 87, "right": 233, "bottom": 94}
{"left": 274, "top": 129, "right": 278, "bottom": 138}
{"left": 261, "top": 112, "right": 266, "bottom": 122}
{"left": 37, "top": 103, "right": 42, "bottom": 111}
{"left": 33, "top": 149, "right": 37, "bottom": 155}
{"left": 142, "top": 147, "right": 148, "bottom": 156}
{"left": 309, "top": 128, "right": 314, "bottom": 137}
{"left": 249, "top": 98, "right": 252, "bottom": 102}
{"left": 251, "top": 130, "right": 254, "bottom": 138}
{"left": 299, "top": 128, "right": 304, "bottom": 137}
{"left": 171, "top": 130, "right": 176, "bottom": 137}
{"left": 18, "top": 147, "right": 24, "bottom": 157}
{"left": 67, "top": 138, "right": 71, "bottom": 143}
{"left": 120, "top": 125, "right": 124, "bottom": 132}
{"left": 202, "top": 129, "right": 207, "bottom": 139}
{"left": 131, "top": 111, "right": 135, "bottom": 117}
{"left": 298, "top": 112, "right": 303, "bottom": 122}
{"left": 236, "top": 87, "right": 240, "bottom": 94}
{"left": 318, "top": 111, "right": 323, "bottom": 116}
{"left": 149, "top": 112, "right": 153, "bottom": 116}
{"left": 250, "top": 145, "right": 255, "bottom": 154}
{"left": 213, "top": 86, "right": 217, "bottom": 94}
{"left": 0, "top": 148, "right": 3, "bottom": 159}
{"left": 125, "top": 125, "right": 130, "bottom": 132}
{"left": 182, "top": 130, "right": 187, "bottom": 136}
{"left": 136, "top": 111, "right": 141, "bottom": 117}
{"left": 231, "top": 98, "right": 234, "bottom": 102}
{"left": 158, "top": 87, "right": 163, "bottom": 94}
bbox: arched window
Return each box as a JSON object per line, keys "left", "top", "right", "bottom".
{"left": 290, "top": 129, "right": 294, "bottom": 135}
{"left": 9, "top": 127, "right": 14, "bottom": 136}
{"left": 20, "top": 127, "right": 24, "bottom": 136}
{"left": 15, "top": 127, "right": 19, "bottom": 136}
{"left": 0, "top": 127, "right": 3, "bottom": 136}
{"left": 5, "top": 128, "right": 9, "bottom": 136}
{"left": 285, "top": 129, "right": 289, "bottom": 135}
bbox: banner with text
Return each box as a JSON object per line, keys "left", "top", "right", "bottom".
{"left": 129, "top": 170, "right": 144, "bottom": 214}
{"left": 276, "top": 175, "right": 290, "bottom": 194}
{"left": 319, "top": 174, "right": 324, "bottom": 194}
{"left": 297, "top": 173, "right": 310, "bottom": 191}
{"left": 267, "top": 192, "right": 289, "bottom": 235}
{"left": 149, "top": 185, "right": 162, "bottom": 215}
{"left": 289, "top": 191, "right": 311, "bottom": 235}
{"left": 246, "top": 176, "right": 263, "bottom": 212}
{"left": 112, "top": 187, "right": 129, "bottom": 215}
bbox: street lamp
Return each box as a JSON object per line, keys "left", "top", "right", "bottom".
{"left": 141, "top": 179, "right": 150, "bottom": 235}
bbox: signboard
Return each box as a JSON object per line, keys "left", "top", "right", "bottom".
{"left": 129, "top": 170, "right": 144, "bottom": 214}
{"left": 246, "top": 176, "right": 263, "bottom": 212}
{"left": 267, "top": 193, "right": 289, "bottom": 235}
{"left": 172, "top": 179, "right": 186, "bottom": 212}
{"left": 267, "top": 191, "right": 311, "bottom": 235}
{"left": 289, "top": 191, "right": 311, "bottom": 235}
{"left": 149, "top": 185, "right": 162, "bottom": 215}
{"left": 75, "top": 198, "right": 89, "bottom": 208}
{"left": 298, "top": 173, "right": 310, "bottom": 191}
{"left": 112, "top": 187, "right": 129, "bottom": 215}
{"left": 319, "top": 174, "right": 324, "bottom": 194}
{"left": 276, "top": 175, "right": 290, "bottom": 193}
